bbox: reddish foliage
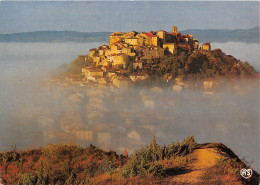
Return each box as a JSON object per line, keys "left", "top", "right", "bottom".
{"left": 124, "top": 149, "right": 128, "bottom": 157}
{"left": 0, "top": 144, "right": 128, "bottom": 184}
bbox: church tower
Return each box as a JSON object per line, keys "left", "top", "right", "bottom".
{"left": 172, "top": 25, "right": 178, "bottom": 34}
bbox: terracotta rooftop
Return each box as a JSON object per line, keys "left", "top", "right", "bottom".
{"left": 145, "top": 33, "right": 157, "bottom": 37}
{"left": 114, "top": 40, "right": 122, "bottom": 44}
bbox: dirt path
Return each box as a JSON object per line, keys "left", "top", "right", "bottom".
{"left": 171, "top": 148, "right": 221, "bottom": 184}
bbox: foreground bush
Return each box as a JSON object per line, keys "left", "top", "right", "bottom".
{"left": 120, "top": 135, "right": 197, "bottom": 178}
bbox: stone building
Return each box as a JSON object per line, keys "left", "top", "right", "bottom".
{"left": 112, "top": 77, "right": 130, "bottom": 88}
{"left": 200, "top": 42, "right": 211, "bottom": 51}
{"left": 82, "top": 67, "right": 104, "bottom": 77}
{"left": 80, "top": 25, "right": 201, "bottom": 87}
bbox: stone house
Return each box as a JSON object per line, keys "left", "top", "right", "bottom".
{"left": 109, "top": 32, "right": 124, "bottom": 46}
{"left": 163, "top": 43, "right": 176, "bottom": 54}
{"left": 129, "top": 73, "right": 148, "bottom": 82}
{"left": 125, "top": 38, "right": 138, "bottom": 46}
{"left": 111, "top": 53, "right": 129, "bottom": 68}
{"left": 112, "top": 77, "right": 130, "bottom": 88}
{"left": 193, "top": 39, "right": 199, "bottom": 49}
{"left": 82, "top": 67, "right": 103, "bottom": 77}
{"left": 133, "top": 61, "right": 143, "bottom": 70}
{"left": 89, "top": 48, "right": 98, "bottom": 57}
{"left": 200, "top": 42, "right": 211, "bottom": 51}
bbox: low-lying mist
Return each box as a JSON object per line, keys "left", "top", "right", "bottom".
{"left": 0, "top": 42, "right": 259, "bottom": 172}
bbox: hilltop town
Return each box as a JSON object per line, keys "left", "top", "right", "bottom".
{"left": 56, "top": 26, "right": 216, "bottom": 88}
{"left": 87, "top": 25, "right": 205, "bottom": 70}
{"left": 47, "top": 25, "right": 256, "bottom": 91}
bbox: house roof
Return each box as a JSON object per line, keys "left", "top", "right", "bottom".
{"left": 111, "top": 32, "right": 124, "bottom": 36}
{"left": 125, "top": 37, "right": 138, "bottom": 40}
{"left": 182, "top": 35, "right": 190, "bottom": 38}
{"left": 102, "top": 66, "right": 117, "bottom": 72}
{"left": 163, "top": 43, "right": 175, "bottom": 46}
{"left": 111, "top": 53, "right": 125, "bottom": 56}
{"left": 114, "top": 40, "right": 122, "bottom": 44}
{"left": 130, "top": 72, "right": 146, "bottom": 77}
{"left": 157, "top": 30, "right": 166, "bottom": 32}
{"left": 118, "top": 69, "right": 126, "bottom": 73}
{"left": 98, "top": 45, "right": 109, "bottom": 50}
{"left": 145, "top": 33, "right": 157, "bottom": 37}
{"left": 87, "top": 67, "right": 103, "bottom": 72}
{"left": 202, "top": 42, "right": 211, "bottom": 46}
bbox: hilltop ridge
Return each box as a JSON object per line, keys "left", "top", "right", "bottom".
{"left": 0, "top": 27, "right": 258, "bottom": 43}
{"left": 0, "top": 31, "right": 111, "bottom": 43}
{"left": 0, "top": 138, "right": 259, "bottom": 184}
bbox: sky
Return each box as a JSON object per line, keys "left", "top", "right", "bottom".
{"left": 0, "top": 1, "right": 259, "bottom": 34}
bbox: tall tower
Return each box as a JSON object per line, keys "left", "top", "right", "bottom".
{"left": 172, "top": 26, "right": 178, "bottom": 34}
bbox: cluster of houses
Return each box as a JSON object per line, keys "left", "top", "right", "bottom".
{"left": 64, "top": 25, "right": 211, "bottom": 88}
{"left": 51, "top": 78, "right": 222, "bottom": 154}
{"left": 48, "top": 85, "right": 180, "bottom": 153}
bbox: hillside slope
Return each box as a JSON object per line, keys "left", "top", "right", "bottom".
{"left": 168, "top": 143, "right": 259, "bottom": 184}
{"left": 0, "top": 142, "right": 258, "bottom": 184}
{"left": 87, "top": 143, "right": 259, "bottom": 185}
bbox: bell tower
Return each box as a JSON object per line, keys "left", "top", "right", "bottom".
{"left": 172, "top": 25, "right": 178, "bottom": 34}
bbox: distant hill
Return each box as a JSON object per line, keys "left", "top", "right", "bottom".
{"left": 0, "top": 31, "right": 111, "bottom": 43}
{"left": 0, "top": 27, "right": 258, "bottom": 43}
{"left": 182, "top": 27, "right": 259, "bottom": 43}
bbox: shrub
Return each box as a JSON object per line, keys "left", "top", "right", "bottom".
{"left": 216, "top": 157, "right": 244, "bottom": 175}
{"left": 166, "top": 136, "right": 197, "bottom": 158}
{"left": 120, "top": 135, "right": 164, "bottom": 178}
{"left": 120, "top": 135, "right": 196, "bottom": 178}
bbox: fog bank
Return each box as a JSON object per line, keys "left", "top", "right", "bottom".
{"left": 0, "top": 42, "right": 259, "bottom": 172}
